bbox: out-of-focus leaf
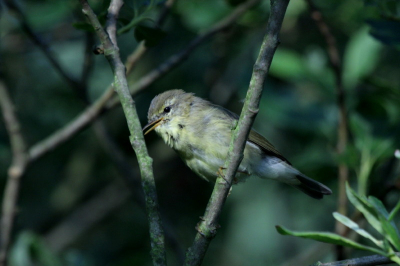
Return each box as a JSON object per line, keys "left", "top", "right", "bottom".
{"left": 9, "top": 231, "right": 63, "bottom": 266}
{"left": 350, "top": 114, "right": 372, "bottom": 143}
{"left": 343, "top": 27, "right": 382, "bottom": 89}
{"left": 333, "top": 212, "right": 383, "bottom": 247}
{"left": 269, "top": 49, "right": 307, "bottom": 80}
{"left": 369, "top": 196, "right": 390, "bottom": 219}
{"left": 275, "top": 226, "right": 386, "bottom": 256}
{"left": 389, "top": 200, "right": 400, "bottom": 221}
{"left": 368, "top": 197, "right": 400, "bottom": 250}
{"left": 346, "top": 183, "right": 383, "bottom": 234}
{"left": 134, "top": 25, "right": 166, "bottom": 47}
{"left": 380, "top": 217, "right": 400, "bottom": 251}
{"left": 395, "top": 150, "right": 400, "bottom": 159}
{"left": 176, "top": 0, "right": 230, "bottom": 31}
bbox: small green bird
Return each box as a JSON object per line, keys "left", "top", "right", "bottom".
{"left": 143, "top": 89, "right": 332, "bottom": 199}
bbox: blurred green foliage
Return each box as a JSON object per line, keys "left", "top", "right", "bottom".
{"left": 277, "top": 183, "right": 400, "bottom": 264}
{"left": 0, "top": 0, "right": 399, "bottom": 265}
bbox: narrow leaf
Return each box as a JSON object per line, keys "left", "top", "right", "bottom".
{"left": 346, "top": 183, "right": 383, "bottom": 234}
{"left": 275, "top": 226, "right": 387, "bottom": 256}
{"left": 333, "top": 212, "right": 383, "bottom": 248}
{"left": 389, "top": 200, "right": 400, "bottom": 222}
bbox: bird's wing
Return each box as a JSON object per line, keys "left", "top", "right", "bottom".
{"left": 212, "top": 103, "right": 291, "bottom": 165}
{"left": 248, "top": 130, "right": 291, "bottom": 165}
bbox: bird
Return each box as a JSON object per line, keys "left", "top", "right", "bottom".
{"left": 143, "top": 89, "right": 332, "bottom": 199}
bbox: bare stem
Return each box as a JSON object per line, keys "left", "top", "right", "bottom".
{"left": 78, "top": 0, "right": 167, "bottom": 265}
{"left": 306, "top": 0, "right": 348, "bottom": 259}
{"left": 184, "top": 0, "right": 290, "bottom": 265}
{"left": 0, "top": 81, "right": 29, "bottom": 266}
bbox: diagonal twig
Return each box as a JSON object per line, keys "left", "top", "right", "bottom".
{"left": 184, "top": 0, "right": 291, "bottom": 265}
{"left": 3, "top": 0, "right": 85, "bottom": 96}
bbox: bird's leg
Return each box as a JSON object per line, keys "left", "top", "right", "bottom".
{"left": 217, "top": 167, "right": 249, "bottom": 185}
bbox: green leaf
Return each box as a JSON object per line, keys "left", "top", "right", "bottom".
{"left": 343, "top": 27, "right": 382, "bottom": 89}
{"left": 395, "top": 150, "right": 400, "bottom": 159}
{"left": 346, "top": 183, "right": 383, "bottom": 234}
{"left": 333, "top": 212, "right": 383, "bottom": 248}
{"left": 380, "top": 217, "right": 400, "bottom": 251}
{"left": 369, "top": 196, "right": 390, "bottom": 218}
{"left": 9, "top": 231, "right": 63, "bottom": 266}
{"left": 269, "top": 49, "right": 307, "bottom": 80}
{"left": 134, "top": 25, "right": 167, "bottom": 47}
{"left": 368, "top": 196, "right": 400, "bottom": 250}
{"left": 389, "top": 200, "right": 400, "bottom": 221}
{"left": 275, "top": 226, "right": 387, "bottom": 256}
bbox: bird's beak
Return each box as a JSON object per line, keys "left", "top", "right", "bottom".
{"left": 143, "top": 117, "right": 164, "bottom": 135}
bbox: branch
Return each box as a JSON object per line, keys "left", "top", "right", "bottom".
{"left": 305, "top": 0, "right": 348, "bottom": 259}
{"left": 312, "top": 253, "right": 400, "bottom": 266}
{"left": 78, "top": 1, "right": 167, "bottom": 265}
{"left": 184, "top": 0, "right": 291, "bottom": 265}
{"left": 0, "top": 81, "right": 29, "bottom": 266}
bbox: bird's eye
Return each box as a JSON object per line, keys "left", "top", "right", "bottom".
{"left": 164, "top": 106, "right": 171, "bottom": 113}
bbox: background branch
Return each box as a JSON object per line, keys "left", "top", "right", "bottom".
{"left": 306, "top": 0, "right": 349, "bottom": 259}
{"left": 78, "top": 0, "right": 167, "bottom": 265}
{"left": 184, "top": 0, "right": 290, "bottom": 265}
{"left": 3, "top": 0, "right": 84, "bottom": 95}
{"left": 0, "top": 81, "right": 29, "bottom": 266}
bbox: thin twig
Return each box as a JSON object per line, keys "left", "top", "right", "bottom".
{"left": 0, "top": 81, "right": 29, "bottom": 266}
{"left": 184, "top": 0, "right": 290, "bottom": 265}
{"left": 28, "top": 0, "right": 261, "bottom": 163}
{"left": 3, "top": 0, "right": 84, "bottom": 95}
{"left": 78, "top": 0, "right": 167, "bottom": 265}
{"left": 306, "top": 0, "right": 348, "bottom": 260}
{"left": 312, "top": 252, "right": 400, "bottom": 266}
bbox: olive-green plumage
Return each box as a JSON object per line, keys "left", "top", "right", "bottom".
{"left": 143, "top": 89, "right": 332, "bottom": 199}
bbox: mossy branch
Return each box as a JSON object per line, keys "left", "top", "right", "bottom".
{"left": 184, "top": 0, "right": 291, "bottom": 265}
{"left": 77, "top": 1, "right": 167, "bottom": 265}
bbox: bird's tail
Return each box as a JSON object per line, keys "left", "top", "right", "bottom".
{"left": 292, "top": 174, "right": 332, "bottom": 199}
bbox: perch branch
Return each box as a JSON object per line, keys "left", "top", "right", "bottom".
{"left": 78, "top": 0, "right": 167, "bottom": 265}
{"left": 184, "top": 0, "right": 290, "bottom": 265}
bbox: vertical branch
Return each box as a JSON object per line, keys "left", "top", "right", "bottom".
{"left": 184, "top": 0, "right": 291, "bottom": 265}
{"left": 306, "top": 0, "right": 348, "bottom": 260}
{"left": 77, "top": 1, "right": 167, "bottom": 265}
{"left": 0, "top": 81, "right": 29, "bottom": 266}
